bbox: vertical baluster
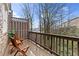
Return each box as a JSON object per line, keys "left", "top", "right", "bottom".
{"left": 27, "top": 30, "right": 29, "bottom": 39}
{"left": 11, "top": 21, "right": 12, "bottom": 31}
{"left": 20, "top": 22, "right": 21, "bottom": 37}
{"left": 28, "top": 32, "right": 31, "bottom": 39}
{"left": 52, "top": 36, "right": 54, "bottom": 51}
{"left": 63, "top": 39, "right": 64, "bottom": 56}
{"left": 31, "top": 32, "right": 32, "bottom": 40}
{"left": 50, "top": 35, "right": 52, "bottom": 51}
{"left": 40, "top": 34, "right": 41, "bottom": 45}
{"left": 54, "top": 37, "right": 56, "bottom": 52}
{"left": 35, "top": 33, "right": 37, "bottom": 43}
{"left": 59, "top": 37, "right": 61, "bottom": 55}
{"left": 28, "top": 32, "right": 29, "bottom": 39}
{"left": 67, "top": 40, "right": 68, "bottom": 56}
{"left": 42, "top": 34, "right": 43, "bottom": 45}
{"left": 21, "top": 22, "right": 22, "bottom": 38}
{"left": 44, "top": 35, "right": 46, "bottom": 46}
{"left": 21, "top": 22, "right": 24, "bottom": 38}
{"left": 72, "top": 41, "right": 73, "bottom": 56}
{"left": 40, "top": 34, "right": 41, "bottom": 44}
{"left": 56, "top": 37, "right": 57, "bottom": 53}
{"left": 48, "top": 35, "right": 51, "bottom": 49}
{"left": 14, "top": 21, "right": 16, "bottom": 32}
{"left": 12, "top": 21, "right": 13, "bottom": 31}
{"left": 12, "top": 21, "right": 14, "bottom": 31}
{"left": 31, "top": 32, "right": 32, "bottom": 39}
{"left": 31, "top": 33, "right": 33, "bottom": 41}
{"left": 41, "top": 34, "right": 43, "bottom": 46}
{"left": 53, "top": 36, "right": 55, "bottom": 51}
{"left": 16, "top": 21, "right": 17, "bottom": 32}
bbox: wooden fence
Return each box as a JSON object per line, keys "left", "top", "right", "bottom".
{"left": 8, "top": 17, "right": 28, "bottom": 39}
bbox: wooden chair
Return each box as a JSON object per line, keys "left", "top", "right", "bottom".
{"left": 9, "top": 32, "right": 24, "bottom": 52}
{"left": 9, "top": 33, "right": 22, "bottom": 54}
{"left": 9, "top": 33, "right": 29, "bottom": 56}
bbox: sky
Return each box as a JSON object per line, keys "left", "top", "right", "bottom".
{"left": 67, "top": 3, "right": 79, "bottom": 17}
{"left": 11, "top": 3, "right": 79, "bottom": 28}
{"left": 11, "top": 3, "right": 39, "bottom": 28}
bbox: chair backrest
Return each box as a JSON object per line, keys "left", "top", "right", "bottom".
{"left": 10, "top": 34, "right": 20, "bottom": 48}
{"left": 15, "top": 33, "right": 22, "bottom": 44}
{"left": 10, "top": 35, "right": 18, "bottom": 48}
{"left": 15, "top": 32, "right": 19, "bottom": 40}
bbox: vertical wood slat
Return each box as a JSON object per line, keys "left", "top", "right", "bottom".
{"left": 63, "top": 39, "right": 64, "bottom": 56}
{"left": 18, "top": 22, "right": 20, "bottom": 37}
{"left": 8, "top": 16, "right": 10, "bottom": 32}
{"left": 54, "top": 37, "right": 56, "bottom": 51}
{"left": 11, "top": 20, "right": 12, "bottom": 31}
{"left": 53, "top": 37, "right": 55, "bottom": 51}
{"left": 35, "top": 33, "right": 37, "bottom": 43}
{"left": 23, "top": 23, "right": 25, "bottom": 39}
{"left": 59, "top": 37, "right": 61, "bottom": 55}
{"left": 16, "top": 22, "right": 17, "bottom": 32}
{"left": 16, "top": 22, "right": 18, "bottom": 33}
{"left": 23, "top": 23, "right": 24, "bottom": 39}
{"left": 22, "top": 23, "right": 23, "bottom": 38}
{"left": 56, "top": 37, "right": 58, "bottom": 53}
{"left": 20, "top": 22, "right": 21, "bottom": 38}
{"left": 41, "top": 34, "right": 43, "bottom": 46}
{"left": 21, "top": 23, "right": 24, "bottom": 38}
{"left": 22, "top": 22, "right": 23, "bottom": 39}
{"left": 21, "top": 22, "right": 22, "bottom": 38}
{"left": 67, "top": 40, "right": 68, "bottom": 56}
{"left": 15, "top": 21, "right": 16, "bottom": 31}
{"left": 18, "top": 22, "right": 20, "bottom": 36}
{"left": 53, "top": 36, "right": 55, "bottom": 51}
{"left": 28, "top": 32, "right": 29, "bottom": 39}
{"left": 27, "top": 29, "right": 29, "bottom": 39}
{"left": 20, "top": 22, "right": 22, "bottom": 38}
{"left": 12, "top": 21, "right": 14, "bottom": 31}
{"left": 52, "top": 36, "right": 54, "bottom": 51}
{"left": 40, "top": 34, "right": 42, "bottom": 44}
{"left": 72, "top": 41, "right": 73, "bottom": 56}
{"left": 44, "top": 35, "right": 46, "bottom": 46}
{"left": 22, "top": 23, "right": 24, "bottom": 38}
{"left": 50, "top": 35, "right": 52, "bottom": 50}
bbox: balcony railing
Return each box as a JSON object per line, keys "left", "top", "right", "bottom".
{"left": 28, "top": 31, "right": 79, "bottom": 56}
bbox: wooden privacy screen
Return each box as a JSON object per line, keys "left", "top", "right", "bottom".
{"left": 8, "top": 17, "right": 28, "bottom": 39}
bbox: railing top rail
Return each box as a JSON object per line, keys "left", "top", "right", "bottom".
{"left": 11, "top": 17, "right": 28, "bottom": 22}
{"left": 29, "top": 31, "right": 79, "bottom": 41}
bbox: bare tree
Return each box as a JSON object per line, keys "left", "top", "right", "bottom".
{"left": 21, "top": 3, "right": 33, "bottom": 31}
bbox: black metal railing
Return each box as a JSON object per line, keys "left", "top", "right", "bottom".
{"left": 28, "top": 31, "right": 79, "bottom": 56}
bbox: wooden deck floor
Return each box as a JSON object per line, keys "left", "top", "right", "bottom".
{"left": 4, "top": 39, "right": 54, "bottom": 56}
